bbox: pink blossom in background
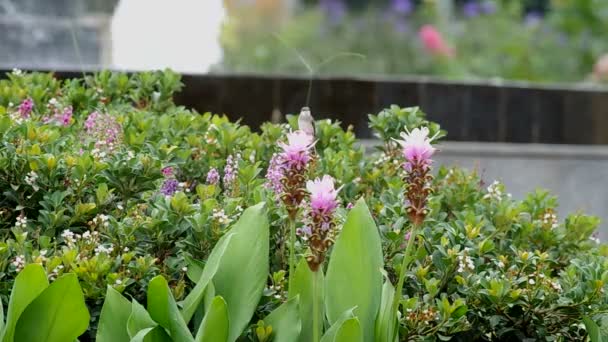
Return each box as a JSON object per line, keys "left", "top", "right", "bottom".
{"left": 593, "top": 54, "right": 608, "bottom": 81}
{"left": 419, "top": 25, "right": 454, "bottom": 57}
{"left": 161, "top": 167, "right": 174, "bottom": 177}
{"left": 18, "top": 98, "right": 34, "bottom": 118}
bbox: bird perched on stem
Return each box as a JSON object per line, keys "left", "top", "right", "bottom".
{"left": 298, "top": 107, "right": 315, "bottom": 138}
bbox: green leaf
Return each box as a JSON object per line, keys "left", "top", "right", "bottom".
{"left": 194, "top": 296, "right": 229, "bottom": 342}
{"left": 374, "top": 271, "right": 397, "bottom": 342}
{"left": 265, "top": 295, "right": 301, "bottom": 342}
{"left": 129, "top": 327, "right": 172, "bottom": 342}
{"left": 1, "top": 264, "right": 49, "bottom": 342}
{"left": 288, "top": 258, "right": 323, "bottom": 342}
{"left": 14, "top": 273, "right": 89, "bottom": 342}
{"left": 335, "top": 318, "right": 363, "bottom": 342}
{"left": 180, "top": 234, "right": 234, "bottom": 323}
{"left": 321, "top": 308, "right": 356, "bottom": 342}
{"left": 583, "top": 316, "right": 606, "bottom": 342}
{"left": 97, "top": 286, "right": 132, "bottom": 342}
{"left": 127, "top": 300, "right": 157, "bottom": 339}
{"left": 325, "top": 199, "right": 383, "bottom": 342}
{"left": 147, "top": 276, "right": 193, "bottom": 342}
{"left": 0, "top": 294, "right": 4, "bottom": 335}
{"left": 211, "top": 202, "right": 269, "bottom": 342}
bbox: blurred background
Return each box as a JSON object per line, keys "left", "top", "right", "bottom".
{"left": 1, "top": 0, "right": 608, "bottom": 234}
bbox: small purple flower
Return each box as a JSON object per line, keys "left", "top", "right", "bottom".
{"left": 265, "top": 153, "right": 284, "bottom": 194}
{"left": 525, "top": 11, "right": 542, "bottom": 26}
{"left": 223, "top": 155, "right": 237, "bottom": 185}
{"left": 346, "top": 202, "right": 354, "bottom": 210}
{"left": 18, "top": 98, "right": 34, "bottom": 118}
{"left": 463, "top": 1, "right": 480, "bottom": 17}
{"left": 59, "top": 106, "right": 72, "bottom": 126}
{"left": 206, "top": 168, "right": 220, "bottom": 185}
{"left": 161, "top": 167, "right": 174, "bottom": 178}
{"left": 391, "top": 0, "right": 413, "bottom": 15}
{"left": 160, "top": 179, "right": 179, "bottom": 196}
{"left": 320, "top": 0, "right": 346, "bottom": 25}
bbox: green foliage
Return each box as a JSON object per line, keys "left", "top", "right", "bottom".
{"left": 0, "top": 71, "right": 607, "bottom": 341}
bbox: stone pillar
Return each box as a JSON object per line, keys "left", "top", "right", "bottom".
{"left": 0, "top": 0, "right": 119, "bottom": 70}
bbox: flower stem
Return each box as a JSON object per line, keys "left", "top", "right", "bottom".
{"left": 288, "top": 218, "right": 296, "bottom": 293}
{"left": 313, "top": 269, "right": 321, "bottom": 342}
{"left": 392, "top": 223, "right": 419, "bottom": 331}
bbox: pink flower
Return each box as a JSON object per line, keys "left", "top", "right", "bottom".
{"left": 307, "top": 175, "right": 340, "bottom": 216}
{"left": 278, "top": 130, "right": 315, "bottom": 171}
{"left": 18, "top": 98, "right": 34, "bottom": 118}
{"left": 419, "top": 25, "right": 454, "bottom": 57}
{"left": 161, "top": 167, "right": 174, "bottom": 177}
{"left": 394, "top": 127, "right": 436, "bottom": 165}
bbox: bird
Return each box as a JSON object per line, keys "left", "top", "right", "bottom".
{"left": 298, "top": 106, "right": 315, "bottom": 137}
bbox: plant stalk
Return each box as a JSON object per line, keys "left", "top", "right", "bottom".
{"left": 392, "top": 223, "right": 419, "bottom": 328}
{"left": 313, "top": 269, "right": 321, "bottom": 342}
{"left": 288, "top": 218, "right": 296, "bottom": 292}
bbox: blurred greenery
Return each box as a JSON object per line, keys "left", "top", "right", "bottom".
{"left": 216, "top": 0, "right": 608, "bottom": 84}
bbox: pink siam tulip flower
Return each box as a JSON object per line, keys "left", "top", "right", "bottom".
{"left": 419, "top": 25, "right": 454, "bottom": 57}
{"left": 394, "top": 127, "right": 437, "bottom": 168}
{"left": 307, "top": 175, "right": 340, "bottom": 216}
{"left": 304, "top": 175, "right": 341, "bottom": 272}
{"left": 278, "top": 130, "right": 315, "bottom": 171}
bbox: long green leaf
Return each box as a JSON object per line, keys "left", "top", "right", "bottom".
{"left": 265, "top": 295, "right": 301, "bottom": 342}
{"left": 180, "top": 233, "right": 234, "bottom": 323}
{"left": 147, "top": 276, "right": 193, "bottom": 342}
{"left": 1, "top": 264, "right": 49, "bottom": 342}
{"left": 97, "top": 286, "right": 132, "bottom": 342}
{"left": 583, "top": 316, "right": 606, "bottom": 342}
{"left": 321, "top": 308, "right": 356, "bottom": 342}
{"left": 211, "top": 202, "right": 269, "bottom": 342}
{"left": 127, "top": 300, "right": 157, "bottom": 339}
{"left": 374, "top": 271, "right": 397, "bottom": 342}
{"left": 0, "top": 292, "right": 4, "bottom": 335}
{"left": 288, "top": 258, "right": 323, "bottom": 342}
{"left": 14, "top": 273, "right": 89, "bottom": 342}
{"left": 325, "top": 198, "right": 383, "bottom": 342}
{"left": 335, "top": 318, "right": 363, "bottom": 342}
{"left": 194, "top": 296, "right": 229, "bottom": 342}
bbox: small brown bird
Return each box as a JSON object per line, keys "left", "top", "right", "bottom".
{"left": 298, "top": 106, "right": 315, "bottom": 137}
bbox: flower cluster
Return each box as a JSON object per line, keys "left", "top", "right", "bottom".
{"left": 394, "top": 127, "right": 437, "bottom": 225}
{"left": 206, "top": 168, "right": 220, "bottom": 185}
{"left": 223, "top": 154, "right": 238, "bottom": 194}
{"left": 265, "top": 153, "right": 284, "bottom": 194}
{"left": 212, "top": 208, "right": 231, "bottom": 225}
{"left": 303, "top": 175, "right": 340, "bottom": 271}
{"left": 279, "top": 131, "right": 315, "bottom": 218}
{"left": 14, "top": 215, "right": 27, "bottom": 229}
{"left": 160, "top": 179, "right": 179, "bottom": 197}
{"left": 541, "top": 210, "right": 558, "bottom": 230}
{"left": 11, "top": 255, "right": 26, "bottom": 272}
{"left": 18, "top": 98, "right": 34, "bottom": 118}
{"left": 83, "top": 111, "right": 123, "bottom": 159}
{"left": 43, "top": 105, "right": 73, "bottom": 127}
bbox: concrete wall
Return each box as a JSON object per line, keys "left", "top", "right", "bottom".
{"left": 363, "top": 140, "right": 608, "bottom": 237}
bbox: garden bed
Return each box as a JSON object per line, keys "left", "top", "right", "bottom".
{"left": 0, "top": 70, "right": 606, "bottom": 341}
